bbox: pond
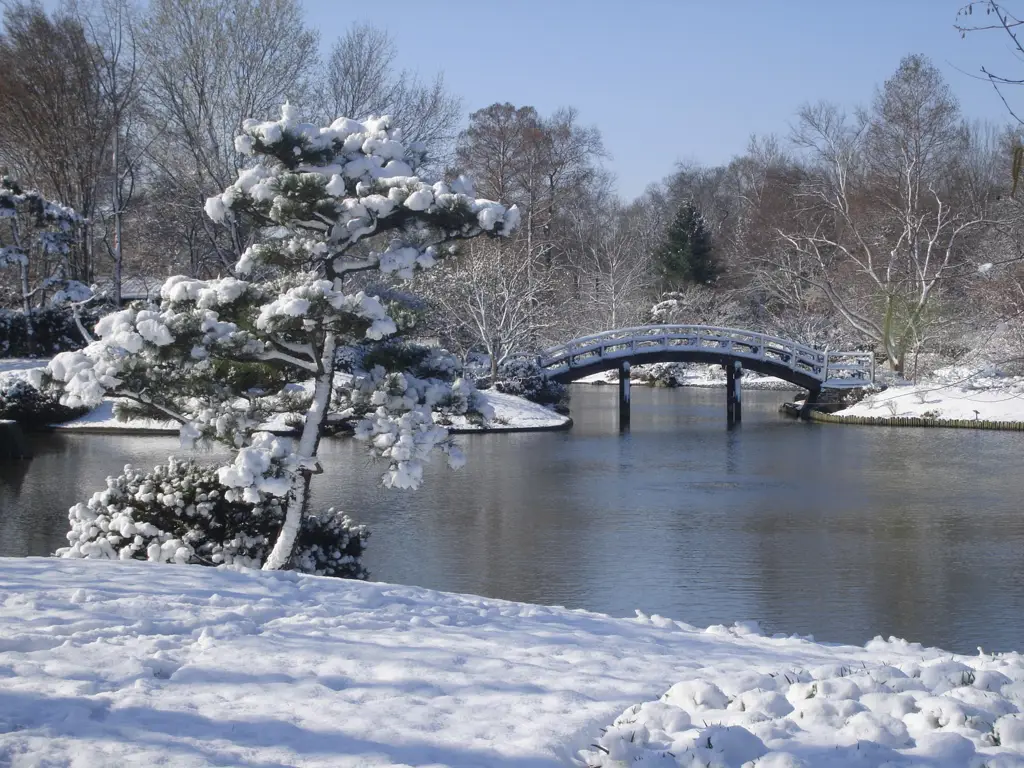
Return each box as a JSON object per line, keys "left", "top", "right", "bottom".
{"left": 2, "top": 385, "right": 1022, "bottom": 654}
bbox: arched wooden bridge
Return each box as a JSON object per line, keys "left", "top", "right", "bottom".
{"left": 527, "top": 325, "right": 874, "bottom": 427}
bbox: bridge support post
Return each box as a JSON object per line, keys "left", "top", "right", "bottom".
{"left": 618, "top": 361, "right": 631, "bottom": 430}
{"left": 799, "top": 387, "right": 820, "bottom": 420}
{"left": 726, "top": 361, "right": 743, "bottom": 427}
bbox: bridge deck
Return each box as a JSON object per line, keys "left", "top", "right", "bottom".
{"left": 534, "top": 325, "right": 873, "bottom": 389}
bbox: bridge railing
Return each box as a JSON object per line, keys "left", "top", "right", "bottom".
{"left": 823, "top": 351, "right": 875, "bottom": 386}
{"left": 533, "top": 325, "right": 874, "bottom": 387}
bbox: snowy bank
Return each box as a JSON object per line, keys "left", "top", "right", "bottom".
{"left": 0, "top": 358, "right": 45, "bottom": 383}
{"left": 0, "top": 559, "right": 1022, "bottom": 767}
{"left": 834, "top": 372, "right": 1024, "bottom": 426}
{"left": 450, "top": 389, "right": 569, "bottom": 432}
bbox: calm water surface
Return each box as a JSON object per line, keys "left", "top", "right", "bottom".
{"left": 2, "top": 385, "right": 1023, "bottom": 654}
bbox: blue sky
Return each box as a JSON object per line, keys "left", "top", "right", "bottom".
{"left": 305, "top": 0, "right": 1022, "bottom": 198}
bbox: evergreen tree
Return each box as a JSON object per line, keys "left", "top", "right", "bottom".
{"left": 45, "top": 105, "right": 519, "bottom": 571}
{"left": 0, "top": 176, "right": 84, "bottom": 353}
{"left": 655, "top": 201, "right": 717, "bottom": 288}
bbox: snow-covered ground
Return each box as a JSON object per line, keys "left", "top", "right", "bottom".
{"left": 454, "top": 389, "right": 568, "bottom": 431}
{"left": 53, "top": 399, "right": 180, "bottom": 433}
{"left": 0, "top": 559, "right": 1021, "bottom": 767}
{"left": 836, "top": 368, "right": 1024, "bottom": 423}
{"left": 0, "top": 358, "right": 45, "bottom": 382}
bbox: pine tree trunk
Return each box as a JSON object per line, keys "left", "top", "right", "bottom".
{"left": 263, "top": 333, "right": 337, "bottom": 571}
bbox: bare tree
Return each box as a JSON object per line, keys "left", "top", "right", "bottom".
{"left": 566, "top": 194, "right": 653, "bottom": 332}
{"left": 455, "top": 103, "right": 605, "bottom": 269}
{"left": 0, "top": 2, "right": 115, "bottom": 283}
{"left": 775, "top": 57, "right": 997, "bottom": 373}
{"left": 418, "top": 240, "right": 554, "bottom": 380}
{"left": 319, "top": 24, "right": 461, "bottom": 166}
{"left": 455, "top": 103, "right": 538, "bottom": 205}
{"left": 66, "top": 0, "right": 145, "bottom": 306}
{"left": 956, "top": 2, "right": 1024, "bottom": 130}
{"left": 445, "top": 103, "right": 610, "bottom": 362}
{"left": 139, "top": 0, "right": 318, "bottom": 274}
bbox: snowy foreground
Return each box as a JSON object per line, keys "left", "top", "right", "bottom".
{"left": 1, "top": 560, "right": 1022, "bottom": 767}
{"left": 836, "top": 370, "right": 1024, "bottom": 423}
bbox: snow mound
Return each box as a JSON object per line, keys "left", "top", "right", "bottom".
{"left": 583, "top": 653, "right": 1024, "bottom": 767}
{"left": 0, "top": 358, "right": 46, "bottom": 387}
{"left": 0, "top": 559, "right": 1022, "bottom": 766}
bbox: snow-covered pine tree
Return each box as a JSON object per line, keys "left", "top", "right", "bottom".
{"left": 45, "top": 105, "right": 519, "bottom": 570}
{"left": 655, "top": 201, "right": 717, "bottom": 288}
{"left": 0, "top": 176, "right": 85, "bottom": 349}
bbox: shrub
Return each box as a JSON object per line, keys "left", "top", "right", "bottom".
{"left": 0, "top": 307, "right": 96, "bottom": 357}
{"left": 633, "top": 362, "right": 687, "bottom": 387}
{"left": 57, "top": 457, "right": 369, "bottom": 578}
{"left": 0, "top": 378, "right": 87, "bottom": 427}
{"left": 494, "top": 357, "right": 567, "bottom": 406}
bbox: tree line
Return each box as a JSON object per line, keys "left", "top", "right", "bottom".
{"left": 2, "top": 0, "right": 1024, "bottom": 379}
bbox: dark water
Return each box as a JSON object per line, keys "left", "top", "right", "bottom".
{"left": 3, "top": 386, "right": 1023, "bottom": 654}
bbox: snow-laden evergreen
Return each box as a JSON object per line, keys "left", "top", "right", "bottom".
{"left": 0, "top": 176, "right": 84, "bottom": 342}
{"left": 44, "top": 105, "right": 519, "bottom": 570}
{"left": 58, "top": 457, "right": 368, "bottom": 576}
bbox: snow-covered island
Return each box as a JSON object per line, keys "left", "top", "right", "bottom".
{"left": 0, "top": 358, "right": 570, "bottom": 434}
{"left": 0, "top": 558, "right": 1022, "bottom": 767}
{"left": 50, "top": 387, "right": 568, "bottom": 434}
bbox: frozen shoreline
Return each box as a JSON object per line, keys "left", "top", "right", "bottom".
{"left": 0, "top": 559, "right": 1021, "bottom": 767}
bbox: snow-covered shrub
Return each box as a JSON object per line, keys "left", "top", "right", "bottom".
{"left": 292, "top": 508, "right": 368, "bottom": 579}
{"left": 335, "top": 344, "right": 495, "bottom": 438}
{"left": 648, "top": 285, "right": 744, "bottom": 327}
{"left": 57, "top": 457, "right": 369, "bottom": 577}
{"left": 353, "top": 339, "right": 462, "bottom": 382}
{"left": 45, "top": 105, "right": 518, "bottom": 571}
{"left": 0, "top": 378, "right": 87, "bottom": 427}
{"left": 494, "top": 357, "right": 566, "bottom": 406}
{"left": 0, "top": 176, "right": 83, "bottom": 347}
{"left": 0, "top": 307, "right": 95, "bottom": 357}
{"left": 632, "top": 362, "right": 687, "bottom": 387}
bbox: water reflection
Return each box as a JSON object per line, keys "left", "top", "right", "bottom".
{"left": 2, "top": 386, "right": 1022, "bottom": 654}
